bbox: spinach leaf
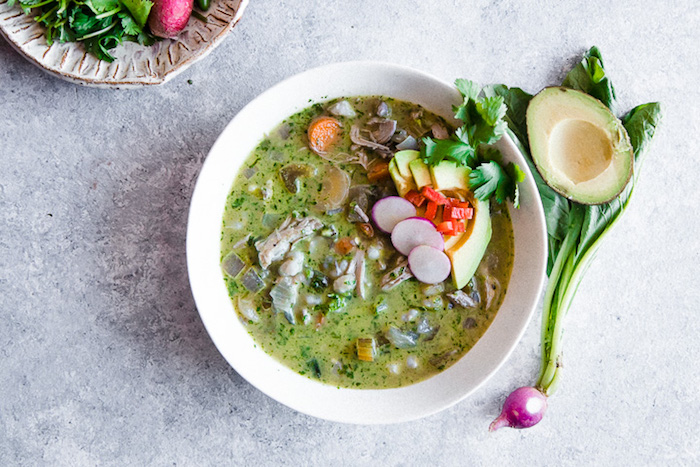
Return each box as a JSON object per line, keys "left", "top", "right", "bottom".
{"left": 562, "top": 46, "right": 618, "bottom": 113}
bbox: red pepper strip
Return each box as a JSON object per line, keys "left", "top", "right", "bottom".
{"left": 404, "top": 190, "right": 426, "bottom": 207}
{"left": 445, "top": 206, "right": 469, "bottom": 220}
{"left": 421, "top": 186, "right": 447, "bottom": 205}
{"left": 443, "top": 205, "right": 454, "bottom": 221}
{"left": 448, "top": 197, "right": 472, "bottom": 209}
{"left": 424, "top": 201, "right": 438, "bottom": 220}
{"left": 436, "top": 221, "right": 456, "bottom": 235}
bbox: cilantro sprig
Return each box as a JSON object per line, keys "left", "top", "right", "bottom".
{"left": 8, "top": 0, "right": 156, "bottom": 62}
{"left": 421, "top": 79, "right": 523, "bottom": 207}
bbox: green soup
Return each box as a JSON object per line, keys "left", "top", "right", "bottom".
{"left": 220, "top": 96, "right": 514, "bottom": 389}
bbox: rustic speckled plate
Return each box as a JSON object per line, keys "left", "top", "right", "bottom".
{"left": 0, "top": 0, "right": 248, "bottom": 88}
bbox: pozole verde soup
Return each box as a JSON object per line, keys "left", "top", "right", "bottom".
{"left": 221, "top": 96, "right": 514, "bottom": 389}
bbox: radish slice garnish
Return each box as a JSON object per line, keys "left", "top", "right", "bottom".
{"left": 371, "top": 196, "right": 417, "bottom": 233}
{"left": 408, "top": 245, "right": 451, "bottom": 284}
{"left": 391, "top": 217, "right": 444, "bottom": 256}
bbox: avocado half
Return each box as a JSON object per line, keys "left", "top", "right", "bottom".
{"left": 527, "top": 87, "right": 633, "bottom": 204}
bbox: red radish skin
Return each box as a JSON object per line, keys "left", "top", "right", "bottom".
{"left": 407, "top": 245, "right": 451, "bottom": 284}
{"left": 371, "top": 196, "right": 417, "bottom": 234}
{"left": 391, "top": 217, "right": 443, "bottom": 256}
{"left": 148, "top": 0, "right": 194, "bottom": 38}
{"left": 489, "top": 387, "right": 548, "bottom": 431}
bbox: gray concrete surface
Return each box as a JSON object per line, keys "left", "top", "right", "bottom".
{"left": 1, "top": 0, "right": 699, "bottom": 465}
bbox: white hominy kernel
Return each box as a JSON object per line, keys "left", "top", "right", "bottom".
{"left": 367, "top": 246, "right": 380, "bottom": 260}
{"left": 387, "top": 363, "right": 401, "bottom": 375}
{"left": 333, "top": 274, "right": 356, "bottom": 294}
{"left": 406, "top": 356, "right": 418, "bottom": 369}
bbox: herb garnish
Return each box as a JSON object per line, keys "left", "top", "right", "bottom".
{"left": 421, "top": 79, "right": 523, "bottom": 207}
{"left": 8, "top": 0, "right": 156, "bottom": 62}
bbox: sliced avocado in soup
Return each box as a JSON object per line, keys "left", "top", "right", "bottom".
{"left": 394, "top": 150, "right": 420, "bottom": 178}
{"left": 527, "top": 87, "right": 633, "bottom": 204}
{"left": 446, "top": 197, "right": 492, "bottom": 289}
{"left": 429, "top": 160, "right": 471, "bottom": 192}
{"left": 388, "top": 158, "right": 417, "bottom": 196}
{"left": 408, "top": 159, "right": 433, "bottom": 189}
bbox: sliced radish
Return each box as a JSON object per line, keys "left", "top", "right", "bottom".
{"left": 391, "top": 217, "right": 444, "bottom": 256}
{"left": 408, "top": 245, "right": 451, "bottom": 284}
{"left": 371, "top": 196, "right": 417, "bottom": 233}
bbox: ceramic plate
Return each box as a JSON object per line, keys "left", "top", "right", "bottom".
{"left": 187, "top": 62, "right": 548, "bottom": 424}
{"left": 0, "top": 0, "right": 248, "bottom": 88}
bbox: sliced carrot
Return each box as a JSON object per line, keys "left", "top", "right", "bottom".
{"left": 308, "top": 116, "right": 342, "bottom": 154}
{"left": 367, "top": 160, "right": 390, "bottom": 182}
{"left": 335, "top": 237, "right": 355, "bottom": 255}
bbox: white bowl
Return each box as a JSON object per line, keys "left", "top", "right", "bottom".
{"left": 187, "top": 62, "right": 547, "bottom": 424}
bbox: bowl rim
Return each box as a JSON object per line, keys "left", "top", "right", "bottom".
{"left": 187, "top": 61, "right": 547, "bottom": 424}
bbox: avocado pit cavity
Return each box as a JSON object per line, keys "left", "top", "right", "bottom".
{"left": 549, "top": 118, "right": 613, "bottom": 184}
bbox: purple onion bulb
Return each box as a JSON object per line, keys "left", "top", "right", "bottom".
{"left": 489, "top": 386, "right": 548, "bottom": 431}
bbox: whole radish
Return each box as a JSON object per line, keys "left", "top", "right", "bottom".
{"left": 489, "top": 386, "right": 548, "bottom": 431}
{"left": 148, "top": 0, "right": 194, "bottom": 38}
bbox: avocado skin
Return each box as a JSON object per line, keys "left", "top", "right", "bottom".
{"left": 526, "top": 87, "right": 633, "bottom": 205}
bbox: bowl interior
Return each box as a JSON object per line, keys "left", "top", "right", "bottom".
{"left": 187, "top": 62, "right": 547, "bottom": 424}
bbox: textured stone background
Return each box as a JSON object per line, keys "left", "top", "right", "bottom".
{"left": 1, "top": 1, "right": 699, "bottom": 465}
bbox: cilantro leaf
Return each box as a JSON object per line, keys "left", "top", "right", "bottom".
{"left": 419, "top": 78, "right": 523, "bottom": 207}
{"left": 469, "top": 157, "right": 525, "bottom": 207}
{"left": 470, "top": 161, "right": 509, "bottom": 204}
{"left": 119, "top": 11, "right": 142, "bottom": 36}
{"left": 421, "top": 136, "right": 476, "bottom": 167}
{"left": 422, "top": 79, "right": 509, "bottom": 166}
{"left": 455, "top": 78, "right": 480, "bottom": 101}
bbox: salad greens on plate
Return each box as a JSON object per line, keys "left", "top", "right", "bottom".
{"left": 8, "top": 0, "right": 156, "bottom": 61}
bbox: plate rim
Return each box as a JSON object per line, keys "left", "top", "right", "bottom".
{"left": 0, "top": 0, "right": 249, "bottom": 88}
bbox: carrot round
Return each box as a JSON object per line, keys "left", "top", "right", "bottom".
{"left": 308, "top": 116, "right": 342, "bottom": 154}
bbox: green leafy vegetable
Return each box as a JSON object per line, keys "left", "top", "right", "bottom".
{"left": 421, "top": 79, "right": 522, "bottom": 206}
{"left": 10, "top": 0, "right": 155, "bottom": 62}
{"left": 490, "top": 47, "right": 662, "bottom": 401}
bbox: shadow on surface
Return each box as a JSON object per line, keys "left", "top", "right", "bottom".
{"left": 92, "top": 110, "right": 245, "bottom": 388}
